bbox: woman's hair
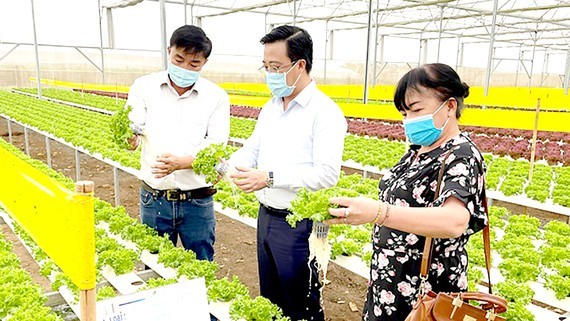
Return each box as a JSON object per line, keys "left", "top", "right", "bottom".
{"left": 394, "top": 63, "right": 470, "bottom": 119}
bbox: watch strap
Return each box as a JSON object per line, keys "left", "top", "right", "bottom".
{"left": 266, "top": 171, "right": 274, "bottom": 188}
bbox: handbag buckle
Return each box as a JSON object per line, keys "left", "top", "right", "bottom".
{"left": 450, "top": 295, "right": 463, "bottom": 318}
{"left": 418, "top": 275, "right": 428, "bottom": 296}
{"left": 485, "top": 311, "right": 497, "bottom": 321}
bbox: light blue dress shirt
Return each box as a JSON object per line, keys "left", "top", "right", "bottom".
{"left": 229, "top": 80, "right": 348, "bottom": 209}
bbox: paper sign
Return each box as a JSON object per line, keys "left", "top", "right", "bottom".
{"left": 97, "top": 277, "right": 210, "bottom": 321}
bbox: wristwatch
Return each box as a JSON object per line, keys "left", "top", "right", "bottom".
{"left": 266, "top": 171, "right": 274, "bottom": 188}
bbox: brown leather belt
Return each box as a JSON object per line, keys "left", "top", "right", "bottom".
{"left": 141, "top": 181, "right": 216, "bottom": 201}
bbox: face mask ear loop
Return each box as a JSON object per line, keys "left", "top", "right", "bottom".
{"left": 284, "top": 60, "right": 301, "bottom": 88}
{"left": 438, "top": 115, "right": 451, "bottom": 130}
{"left": 433, "top": 98, "right": 450, "bottom": 115}
{"left": 433, "top": 98, "right": 452, "bottom": 130}
{"left": 290, "top": 71, "right": 302, "bottom": 88}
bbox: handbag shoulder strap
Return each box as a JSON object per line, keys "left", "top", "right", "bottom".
{"left": 419, "top": 151, "right": 494, "bottom": 294}
{"left": 482, "top": 190, "right": 493, "bottom": 294}
{"left": 419, "top": 150, "right": 452, "bottom": 278}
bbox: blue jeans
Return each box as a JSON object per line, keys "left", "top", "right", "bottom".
{"left": 140, "top": 188, "right": 215, "bottom": 261}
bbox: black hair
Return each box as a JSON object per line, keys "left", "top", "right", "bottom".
{"left": 260, "top": 25, "right": 313, "bottom": 73}
{"left": 394, "top": 63, "right": 470, "bottom": 119}
{"left": 170, "top": 25, "right": 212, "bottom": 58}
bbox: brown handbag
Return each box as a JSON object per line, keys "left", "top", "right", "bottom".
{"left": 405, "top": 152, "right": 508, "bottom": 321}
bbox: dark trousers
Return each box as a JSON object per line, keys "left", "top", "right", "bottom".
{"left": 257, "top": 205, "right": 324, "bottom": 321}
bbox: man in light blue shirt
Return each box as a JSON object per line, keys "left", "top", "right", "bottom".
{"left": 228, "top": 25, "right": 347, "bottom": 321}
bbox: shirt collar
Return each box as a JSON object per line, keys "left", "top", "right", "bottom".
{"left": 292, "top": 79, "right": 316, "bottom": 108}
{"left": 271, "top": 79, "right": 316, "bottom": 109}
{"left": 159, "top": 70, "right": 202, "bottom": 96}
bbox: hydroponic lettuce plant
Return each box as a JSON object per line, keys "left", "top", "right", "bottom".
{"left": 207, "top": 276, "right": 249, "bottom": 302}
{"left": 3, "top": 305, "right": 63, "bottom": 321}
{"left": 502, "top": 302, "right": 535, "bottom": 321}
{"left": 139, "top": 278, "right": 178, "bottom": 291}
{"left": 545, "top": 274, "right": 570, "bottom": 300}
{"left": 544, "top": 220, "right": 570, "bottom": 247}
{"left": 498, "top": 258, "right": 539, "bottom": 283}
{"left": 540, "top": 245, "right": 570, "bottom": 268}
{"left": 177, "top": 259, "right": 219, "bottom": 285}
{"left": 110, "top": 105, "right": 133, "bottom": 149}
{"left": 553, "top": 261, "right": 570, "bottom": 277}
{"left": 96, "top": 247, "right": 138, "bottom": 275}
{"left": 496, "top": 281, "right": 534, "bottom": 305}
{"left": 328, "top": 224, "right": 371, "bottom": 259}
{"left": 158, "top": 246, "right": 197, "bottom": 269}
{"left": 0, "top": 233, "right": 63, "bottom": 321}
{"left": 17, "top": 87, "right": 126, "bottom": 112}
{"left": 331, "top": 238, "right": 362, "bottom": 259}
{"left": 229, "top": 295, "right": 291, "bottom": 321}
{"left": 287, "top": 187, "right": 359, "bottom": 228}
{"left": 96, "top": 286, "right": 116, "bottom": 301}
{"left": 289, "top": 187, "right": 361, "bottom": 286}
{"left": 192, "top": 143, "right": 236, "bottom": 184}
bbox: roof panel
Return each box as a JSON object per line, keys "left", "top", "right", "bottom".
{"left": 154, "top": 0, "right": 570, "bottom": 52}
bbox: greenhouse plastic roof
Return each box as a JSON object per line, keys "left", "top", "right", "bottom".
{"left": 102, "top": 0, "right": 145, "bottom": 9}
{"left": 149, "top": 0, "right": 570, "bottom": 53}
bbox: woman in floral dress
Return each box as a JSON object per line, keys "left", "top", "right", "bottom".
{"left": 325, "top": 63, "right": 487, "bottom": 320}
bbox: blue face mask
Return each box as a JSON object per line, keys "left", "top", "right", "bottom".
{"left": 403, "top": 99, "right": 451, "bottom": 146}
{"left": 265, "top": 61, "right": 301, "bottom": 98}
{"left": 168, "top": 62, "right": 199, "bottom": 88}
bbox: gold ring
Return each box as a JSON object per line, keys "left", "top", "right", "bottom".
{"left": 343, "top": 217, "right": 348, "bottom": 224}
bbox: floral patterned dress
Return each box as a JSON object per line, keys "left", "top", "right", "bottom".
{"left": 363, "top": 133, "right": 487, "bottom": 321}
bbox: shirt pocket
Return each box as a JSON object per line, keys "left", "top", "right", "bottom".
{"left": 181, "top": 120, "right": 208, "bottom": 146}
{"left": 177, "top": 103, "right": 213, "bottom": 146}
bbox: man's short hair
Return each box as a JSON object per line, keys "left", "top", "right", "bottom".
{"left": 260, "top": 25, "right": 313, "bottom": 73}
{"left": 170, "top": 25, "right": 212, "bottom": 58}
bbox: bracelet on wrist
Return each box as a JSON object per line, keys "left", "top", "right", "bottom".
{"left": 374, "top": 201, "right": 391, "bottom": 226}
{"left": 373, "top": 201, "right": 384, "bottom": 225}
{"left": 377, "top": 202, "right": 390, "bottom": 226}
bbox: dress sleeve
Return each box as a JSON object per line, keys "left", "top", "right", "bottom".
{"left": 433, "top": 145, "right": 487, "bottom": 235}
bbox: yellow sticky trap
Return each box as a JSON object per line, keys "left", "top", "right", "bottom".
{"left": 0, "top": 145, "right": 95, "bottom": 290}
{"left": 29, "top": 77, "right": 130, "bottom": 93}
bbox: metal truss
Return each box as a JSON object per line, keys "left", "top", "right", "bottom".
{"left": 5, "top": 0, "right": 569, "bottom": 99}
{"left": 141, "top": 0, "right": 570, "bottom": 96}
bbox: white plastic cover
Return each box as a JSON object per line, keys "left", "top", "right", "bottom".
{"left": 101, "top": 0, "right": 144, "bottom": 9}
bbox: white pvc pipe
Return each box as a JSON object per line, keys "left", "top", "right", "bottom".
{"left": 30, "top": 0, "right": 42, "bottom": 99}
{"left": 160, "top": 0, "right": 168, "bottom": 70}
{"left": 484, "top": 0, "right": 498, "bottom": 96}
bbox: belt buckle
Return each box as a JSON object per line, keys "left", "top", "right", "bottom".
{"left": 166, "top": 189, "right": 180, "bottom": 201}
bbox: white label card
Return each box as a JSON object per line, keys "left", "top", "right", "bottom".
{"left": 97, "top": 277, "right": 210, "bottom": 321}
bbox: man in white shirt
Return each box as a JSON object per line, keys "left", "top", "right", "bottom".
{"left": 228, "top": 25, "right": 347, "bottom": 320}
{"left": 127, "top": 25, "right": 230, "bottom": 261}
